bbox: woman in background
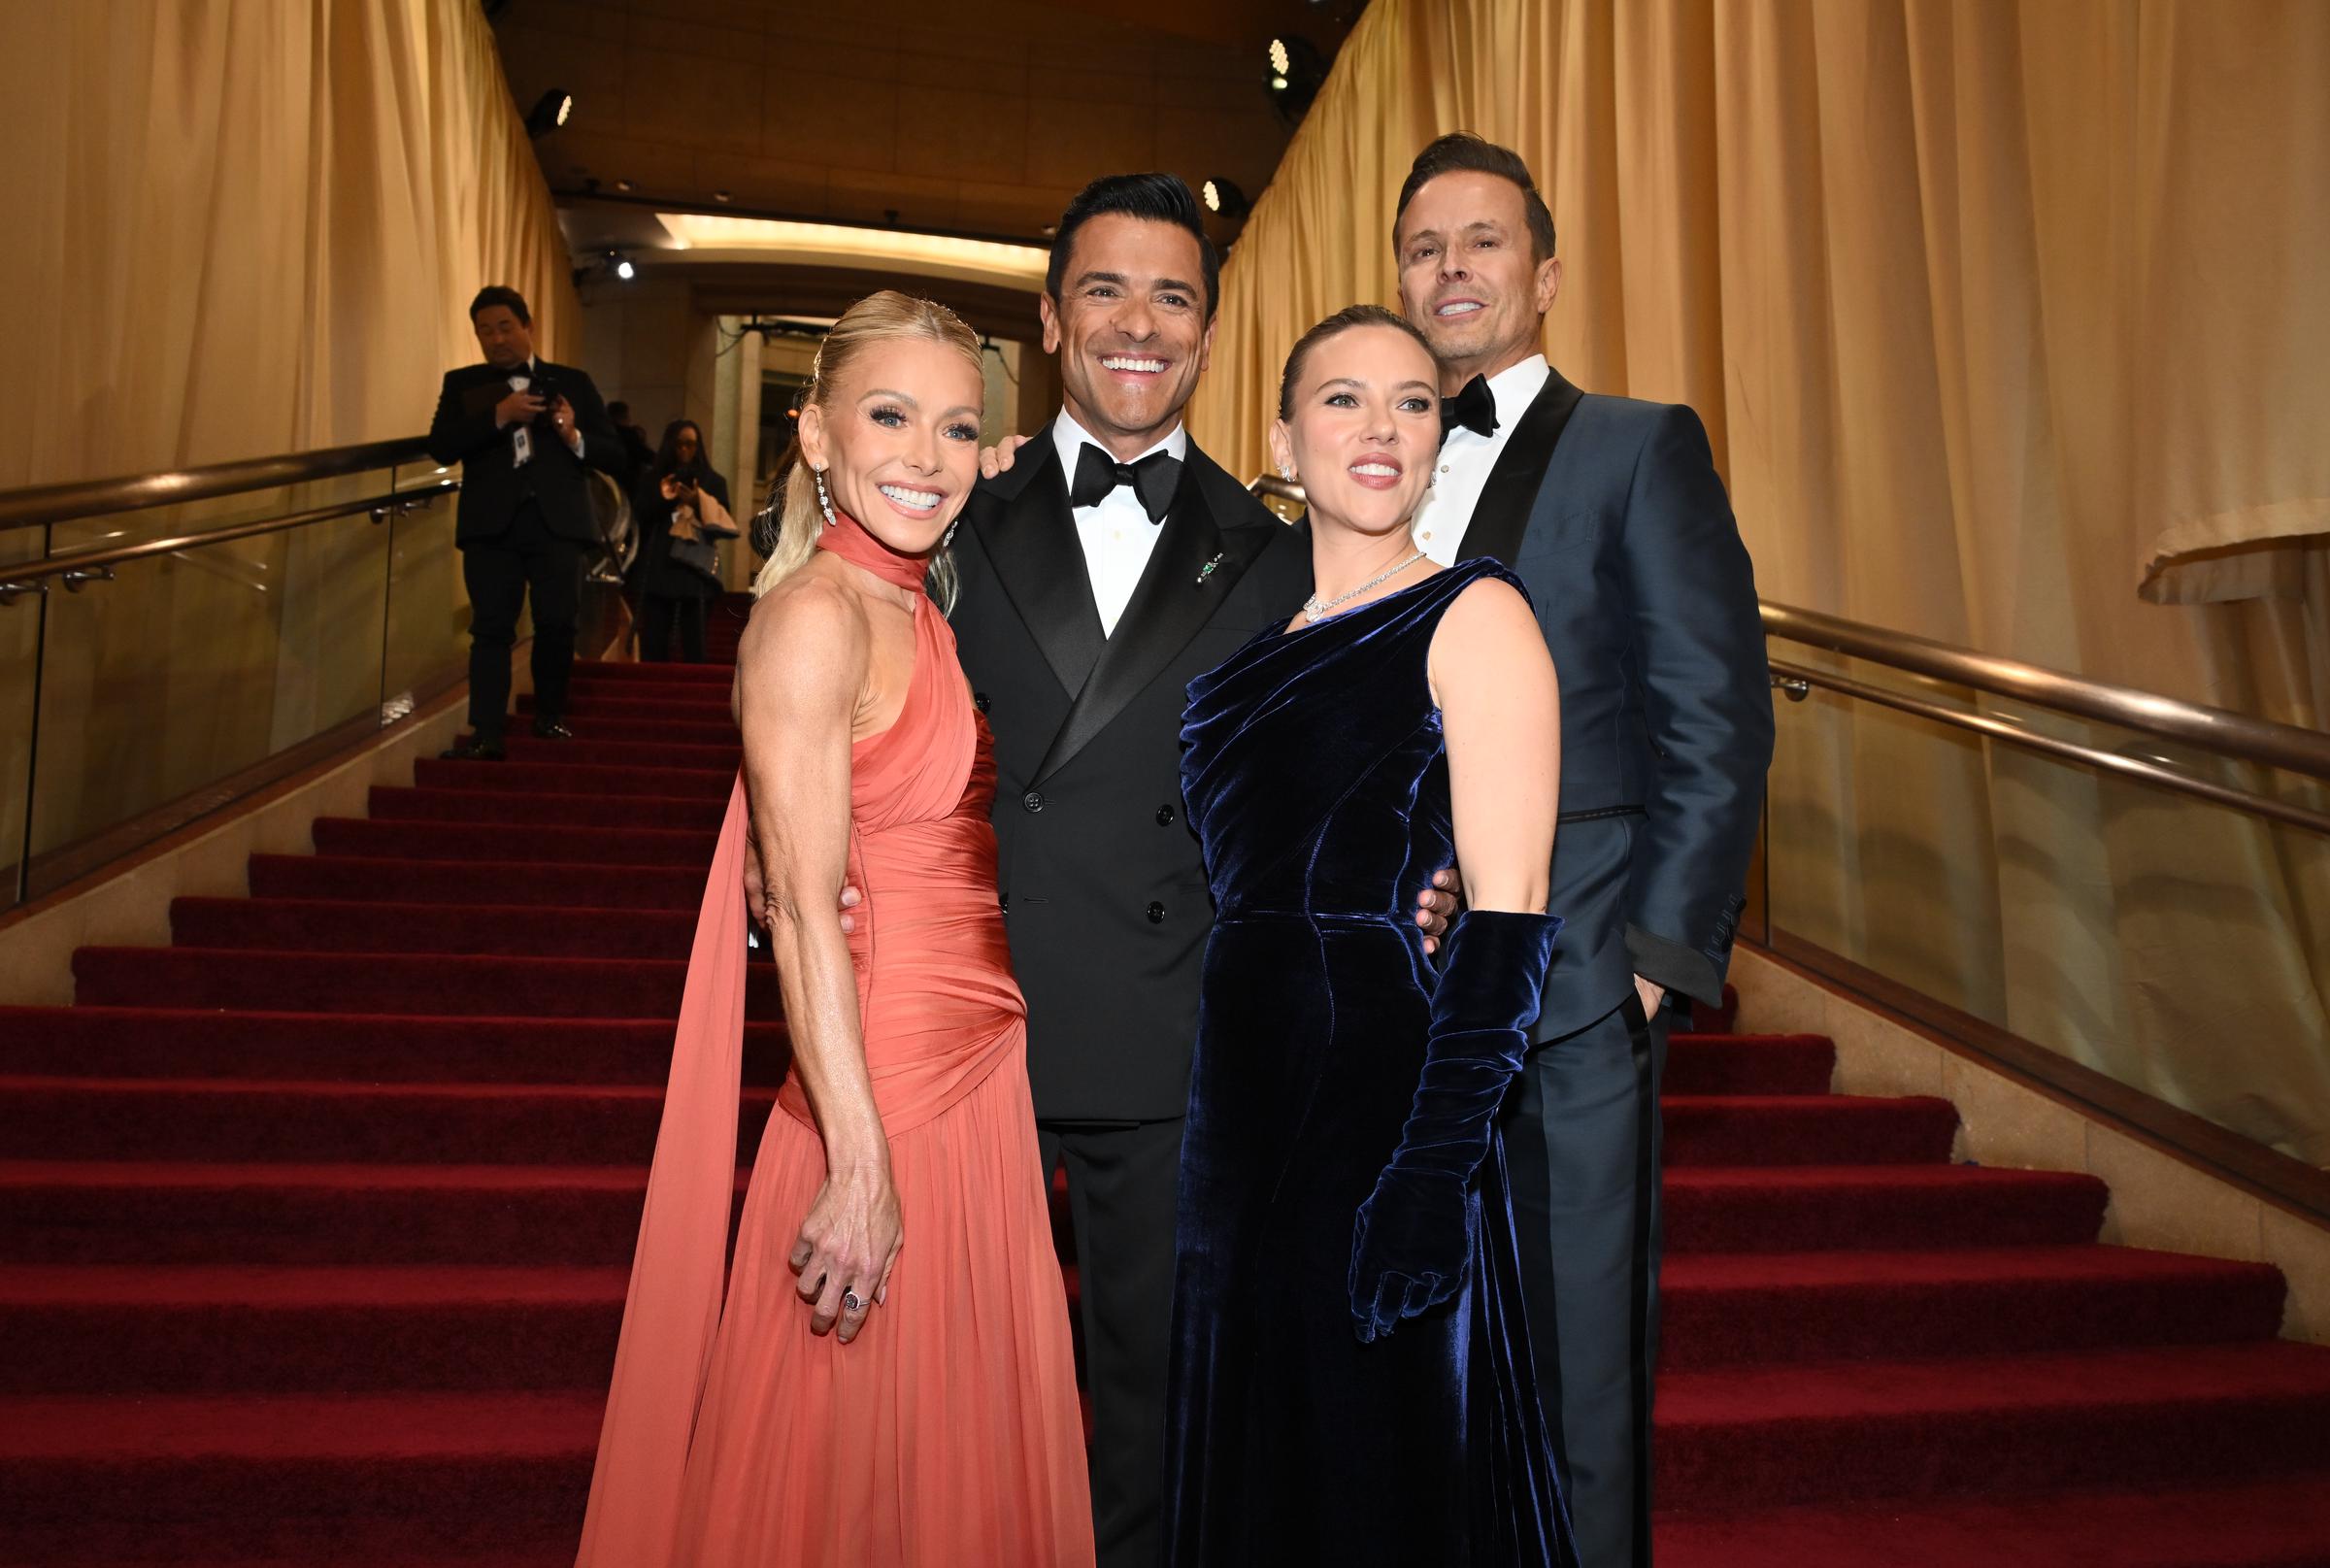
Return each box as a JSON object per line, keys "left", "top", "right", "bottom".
{"left": 631, "top": 418, "right": 731, "bottom": 662}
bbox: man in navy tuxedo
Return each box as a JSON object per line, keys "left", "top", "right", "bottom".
{"left": 426, "top": 285, "right": 620, "bottom": 759}
{"left": 1394, "top": 133, "right": 1775, "bottom": 1566}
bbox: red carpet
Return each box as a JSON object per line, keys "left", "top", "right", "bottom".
{"left": 2, "top": 595, "right": 2327, "bottom": 1564}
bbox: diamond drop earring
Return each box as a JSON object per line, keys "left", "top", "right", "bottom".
{"left": 942, "top": 520, "right": 959, "bottom": 550}
{"left": 814, "top": 467, "right": 836, "bottom": 527}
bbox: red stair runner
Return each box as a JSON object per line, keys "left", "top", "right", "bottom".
{"left": 2, "top": 600, "right": 2326, "bottom": 1565}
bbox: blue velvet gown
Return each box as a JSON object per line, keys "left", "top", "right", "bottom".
{"left": 1163, "top": 558, "right": 1575, "bottom": 1566}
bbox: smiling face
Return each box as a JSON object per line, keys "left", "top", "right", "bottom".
{"left": 796, "top": 336, "right": 984, "bottom": 559}
{"left": 472, "top": 305, "right": 534, "bottom": 370}
{"left": 1394, "top": 170, "right": 1561, "bottom": 388}
{"left": 1040, "top": 213, "right": 1215, "bottom": 458}
{"left": 1270, "top": 322, "right": 1443, "bottom": 541}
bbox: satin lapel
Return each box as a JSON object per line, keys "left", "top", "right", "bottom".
{"left": 1031, "top": 454, "right": 1266, "bottom": 785}
{"left": 1458, "top": 368, "right": 1585, "bottom": 567}
{"left": 969, "top": 441, "right": 1106, "bottom": 700}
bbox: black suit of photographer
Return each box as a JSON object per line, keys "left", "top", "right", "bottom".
{"left": 427, "top": 357, "right": 621, "bottom": 737}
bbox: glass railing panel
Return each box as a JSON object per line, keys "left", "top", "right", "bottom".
{"left": 0, "top": 529, "right": 43, "bottom": 909}
{"left": 1765, "top": 652, "right": 2330, "bottom": 1167}
{"left": 41, "top": 468, "right": 398, "bottom": 563}
{"left": 382, "top": 461, "right": 472, "bottom": 711}
{"left": 19, "top": 507, "right": 391, "bottom": 898}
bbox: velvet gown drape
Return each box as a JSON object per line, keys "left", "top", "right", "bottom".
{"left": 575, "top": 513, "right": 1093, "bottom": 1567}
{"left": 1163, "top": 558, "right": 1575, "bottom": 1566}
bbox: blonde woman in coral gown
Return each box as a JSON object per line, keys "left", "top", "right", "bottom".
{"left": 575, "top": 291, "right": 1094, "bottom": 1568}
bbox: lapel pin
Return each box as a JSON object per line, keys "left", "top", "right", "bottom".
{"left": 1194, "top": 550, "right": 1224, "bottom": 587}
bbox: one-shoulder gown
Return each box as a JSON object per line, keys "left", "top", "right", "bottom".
{"left": 576, "top": 513, "right": 1094, "bottom": 1567}
{"left": 1163, "top": 558, "right": 1575, "bottom": 1566}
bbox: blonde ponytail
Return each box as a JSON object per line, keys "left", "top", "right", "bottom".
{"left": 749, "top": 290, "right": 981, "bottom": 613}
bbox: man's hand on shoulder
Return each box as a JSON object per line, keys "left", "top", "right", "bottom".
{"left": 978, "top": 433, "right": 1033, "bottom": 481}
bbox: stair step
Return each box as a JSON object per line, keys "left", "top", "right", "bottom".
{"left": 0, "top": 1160, "right": 667, "bottom": 1265}
{"left": 572, "top": 661, "right": 734, "bottom": 685}
{"left": 1654, "top": 1473, "right": 2330, "bottom": 1568}
{"left": 409, "top": 758, "right": 732, "bottom": 798}
{"left": 1664, "top": 1165, "right": 2108, "bottom": 1252}
{"left": 0, "top": 1391, "right": 598, "bottom": 1552}
{"left": 0, "top": 1009, "right": 787, "bottom": 1084}
{"left": 0, "top": 1077, "right": 783, "bottom": 1166}
{"left": 312, "top": 817, "right": 714, "bottom": 866}
{"left": 248, "top": 855, "right": 707, "bottom": 911}
{"left": 521, "top": 690, "right": 737, "bottom": 720}
{"left": 172, "top": 898, "right": 701, "bottom": 959}
{"left": 1654, "top": 1340, "right": 2330, "bottom": 1511}
{"left": 1660, "top": 1246, "right": 2287, "bottom": 1368}
{"left": 365, "top": 786, "right": 727, "bottom": 830}
{"left": 492, "top": 737, "right": 740, "bottom": 770}
{"left": 72, "top": 949, "right": 779, "bottom": 1018}
{"left": 0, "top": 1265, "right": 627, "bottom": 1393}
{"left": 1664, "top": 1034, "right": 1833, "bottom": 1096}
{"left": 533, "top": 716, "right": 739, "bottom": 745}
{"left": 1662, "top": 1094, "right": 1958, "bottom": 1166}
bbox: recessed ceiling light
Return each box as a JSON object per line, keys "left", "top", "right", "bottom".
{"left": 615, "top": 179, "right": 635, "bottom": 193}
{"left": 712, "top": 190, "right": 733, "bottom": 204}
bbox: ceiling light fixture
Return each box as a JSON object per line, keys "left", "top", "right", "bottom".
{"left": 525, "top": 88, "right": 573, "bottom": 139}
{"left": 1201, "top": 179, "right": 1251, "bottom": 220}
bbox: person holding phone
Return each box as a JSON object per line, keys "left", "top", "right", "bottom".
{"left": 425, "top": 284, "right": 622, "bottom": 758}
{"left": 631, "top": 418, "right": 735, "bottom": 663}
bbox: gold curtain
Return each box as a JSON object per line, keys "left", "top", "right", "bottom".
{"left": 1190, "top": 0, "right": 2330, "bottom": 1165}
{"left": 0, "top": 0, "right": 581, "bottom": 488}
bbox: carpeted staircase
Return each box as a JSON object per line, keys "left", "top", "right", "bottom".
{"left": 3, "top": 598, "right": 2328, "bottom": 1566}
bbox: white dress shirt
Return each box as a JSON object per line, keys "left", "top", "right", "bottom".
{"left": 1051, "top": 409, "right": 1187, "bottom": 637}
{"left": 1410, "top": 353, "right": 1551, "bottom": 565}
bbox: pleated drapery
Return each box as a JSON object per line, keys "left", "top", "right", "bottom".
{"left": 1188, "top": 0, "right": 2330, "bottom": 1165}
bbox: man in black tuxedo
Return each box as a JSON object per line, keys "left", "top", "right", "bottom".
{"left": 949, "top": 173, "right": 1452, "bottom": 1568}
{"left": 427, "top": 285, "right": 621, "bottom": 760}
{"left": 1393, "top": 134, "right": 1774, "bottom": 1566}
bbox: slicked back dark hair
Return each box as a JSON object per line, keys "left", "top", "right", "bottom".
{"left": 1046, "top": 173, "right": 1220, "bottom": 320}
{"left": 1278, "top": 304, "right": 1437, "bottom": 419}
{"left": 1393, "top": 134, "right": 1557, "bottom": 263}
{"left": 468, "top": 284, "right": 532, "bottom": 325}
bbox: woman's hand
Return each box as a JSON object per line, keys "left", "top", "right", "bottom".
{"left": 788, "top": 1157, "right": 902, "bottom": 1345}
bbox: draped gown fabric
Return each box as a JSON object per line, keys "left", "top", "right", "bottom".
{"left": 576, "top": 514, "right": 1093, "bottom": 1568}
{"left": 1164, "top": 558, "right": 1574, "bottom": 1567}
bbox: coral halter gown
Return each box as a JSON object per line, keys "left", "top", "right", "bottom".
{"left": 575, "top": 512, "right": 1094, "bottom": 1567}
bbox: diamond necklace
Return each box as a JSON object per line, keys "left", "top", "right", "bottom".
{"left": 1303, "top": 548, "right": 1429, "bottom": 622}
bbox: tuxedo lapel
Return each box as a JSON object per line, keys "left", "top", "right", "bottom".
{"left": 1031, "top": 449, "right": 1270, "bottom": 786}
{"left": 1458, "top": 367, "right": 1585, "bottom": 566}
{"left": 969, "top": 441, "right": 1107, "bottom": 700}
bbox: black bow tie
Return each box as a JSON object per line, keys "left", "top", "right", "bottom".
{"left": 1071, "top": 443, "right": 1181, "bottom": 523}
{"left": 1442, "top": 375, "right": 1499, "bottom": 439}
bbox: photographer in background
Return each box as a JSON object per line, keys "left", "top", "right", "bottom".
{"left": 629, "top": 417, "right": 733, "bottom": 664}
{"left": 426, "top": 284, "right": 621, "bottom": 759}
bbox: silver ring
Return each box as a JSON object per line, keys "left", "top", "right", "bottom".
{"left": 842, "top": 1289, "right": 867, "bottom": 1313}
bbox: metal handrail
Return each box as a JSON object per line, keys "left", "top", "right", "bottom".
{"left": 1243, "top": 472, "right": 2329, "bottom": 829}
{"left": 0, "top": 436, "right": 434, "bottom": 533}
{"left": 0, "top": 483, "right": 458, "bottom": 601}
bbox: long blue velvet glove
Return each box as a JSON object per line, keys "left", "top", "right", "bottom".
{"left": 1349, "top": 908, "right": 1562, "bottom": 1343}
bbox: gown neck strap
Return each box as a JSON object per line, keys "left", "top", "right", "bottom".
{"left": 815, "top": 507, "right": 932, "bottom": 593}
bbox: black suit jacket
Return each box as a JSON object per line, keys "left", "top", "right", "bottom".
{"left": 1460, "top": 369, "right": 1774, "bottom": 1038}
{"left": 949, "top": 436, "right": 1310, "bottom": 1120}
{"left": 426, "top": 358, "right": 622, "bottom": 548}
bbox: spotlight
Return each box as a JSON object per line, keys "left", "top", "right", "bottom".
{"left": 1201, "top": 179, "right": 1250, "bottom": 220}
{"left": 1264, "top": 37, "right": 1325, "bottom": 121}
{"left": 525, "top": 88, "right": 573, "bottom": 140}
{"left": 614, "top": 255, "right": 636, "bottom": 282}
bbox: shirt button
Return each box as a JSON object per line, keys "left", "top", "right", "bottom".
{"left": 1022, "top": 790, "right": 1044, "bottom": 814}
{"left": 1146, "top": 901, "right": 1165, "bottom": 924}
{"left": 974, "top": 691, "right": 990, "bottom": 713}
{"left": 1440, "top": 464, "right": 1451, "bottom": 474}
{"left": 1155, "top": 804, "right": 1176, "bottom": 826}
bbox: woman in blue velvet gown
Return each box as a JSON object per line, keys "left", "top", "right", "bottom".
{"left": 1164, "top": 305, "right": 1578, "bottom": 1567}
